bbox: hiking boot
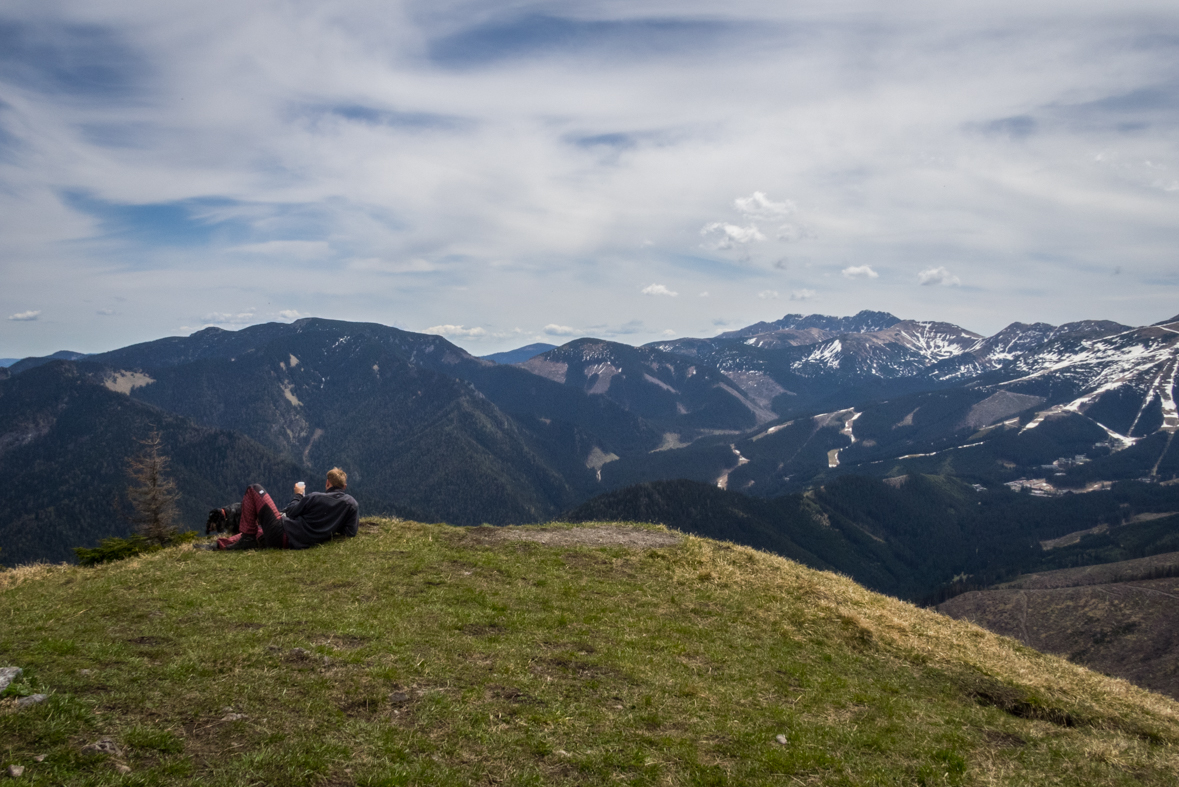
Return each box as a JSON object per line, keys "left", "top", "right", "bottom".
{"left": 223, "top": 535, "right": 259, "bottom": 551}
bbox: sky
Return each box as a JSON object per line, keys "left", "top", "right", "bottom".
{"left": 1, "top": 0, "right": 1177, "bottom": 359}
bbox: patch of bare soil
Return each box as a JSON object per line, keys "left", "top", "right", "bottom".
{"left": 470, "top": 524, "right": 681, "bottom": 549}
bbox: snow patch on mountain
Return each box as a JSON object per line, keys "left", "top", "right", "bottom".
{"left": 585, "top": 363, "right": 622, "bottom": 395}
{"left": 890, "top": 322, "right": 980, "bottom": 363}
{"left": 795, "top": 339, "right": 843, "bottom": 371}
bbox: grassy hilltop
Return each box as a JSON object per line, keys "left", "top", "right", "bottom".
{"left": 3, "top": 520, "right": 1179, "bottom": 785}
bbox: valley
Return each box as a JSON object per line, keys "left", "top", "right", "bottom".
{"left": 940, "top": 551, "right": 1179, "bottom": 700}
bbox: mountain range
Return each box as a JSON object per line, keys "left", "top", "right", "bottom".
{"left": 2, "top": 309, "right": 1177, "bottom": 570}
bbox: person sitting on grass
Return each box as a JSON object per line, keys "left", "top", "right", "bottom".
{"left": 218, "top": 467, "right": 359, "bottom": 550}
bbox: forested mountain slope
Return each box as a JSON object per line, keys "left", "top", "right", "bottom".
{"left": 4, "top": 310, "right": 1177, "bottom": 566}
{"left": 0, "top": 362, "right": 304, "bottom": 566}
{"left": 567, "top": 476, "right": 1179, "bottom": 601}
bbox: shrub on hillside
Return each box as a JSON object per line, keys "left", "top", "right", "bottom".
{"left": 74, "top": 531, "right": 198, "bottom": 567}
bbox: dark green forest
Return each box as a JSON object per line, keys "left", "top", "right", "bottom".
{"left": 566, "top": 475, "right": 1179, "bottom": 601}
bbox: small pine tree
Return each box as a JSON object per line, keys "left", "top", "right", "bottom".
{"left": 126, "top": 430, "right": 181, "bottom": 545}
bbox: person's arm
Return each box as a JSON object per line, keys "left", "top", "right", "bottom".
{"left": 283, "top": 482, "right": 310, "bottom": 517}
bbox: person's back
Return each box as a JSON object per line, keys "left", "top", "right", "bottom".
{"left": 282, "top": 481, "right": 359, "bottom": 549}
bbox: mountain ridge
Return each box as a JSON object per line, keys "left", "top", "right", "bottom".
{"left": 3, "top": 308, "right": 1176, "bottom": 568}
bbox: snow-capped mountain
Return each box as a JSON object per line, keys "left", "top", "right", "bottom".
{"left": 643, "top": 312, "right": 1171, "bottom": 431}
{"left": 788, "top": 321, "right": 984, "bottom": 378}
{"left": 737, "top": 327, "right": 837, "bottom": 350}
{"left": 930, "top": 320, "right": 1129, "bottom": 382}
{"left": 998, "top": 319, "right": 1179, "bottom": 440}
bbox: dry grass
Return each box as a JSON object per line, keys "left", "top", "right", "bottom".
{"left": 0, "top": 561, "right": 75, "bottom": 591}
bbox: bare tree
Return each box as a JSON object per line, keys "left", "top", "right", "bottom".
{"left": 126, "top": 430, "right": 181, "bottom": 545}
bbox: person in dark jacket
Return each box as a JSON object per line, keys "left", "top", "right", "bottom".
{"left": 218, "top": 467, "right": 359, "bottom": 550}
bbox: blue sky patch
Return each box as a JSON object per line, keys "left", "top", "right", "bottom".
{"left": 61, "top": 191, "right": 250, "bottom": 247}
{"left": 568, "top": 132, "right": 643, "bottom": 150}
{"left": 307, "top": 103, "right": 472, "bottom": 132}
{"left": 981, "top": 115, "right": 1037, "bottom": 138}
{"left": 0, "top": 20, "right": 148, "bottom": 100}
{"left": 78, "top": 122, "right": 156, "bottom": 149}
{"left": 428, "top": 14, "right": 747, "bottom": 68}
{"left": 0, "top": 102, "right": 19, "bottom": 162}
{"left": 1052, "top": 83, "right": 1179, "bottom": 132}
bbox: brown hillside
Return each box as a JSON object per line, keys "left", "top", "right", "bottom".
{"left": 939, "top": 552, "right": 1179, "bottom": 699}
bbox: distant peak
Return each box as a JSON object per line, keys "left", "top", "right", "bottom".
{"left": 717, "top": 310, "right": 901, "bottom": 341}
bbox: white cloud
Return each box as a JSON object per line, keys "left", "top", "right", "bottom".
{"left": 842, "top": 265, "right": 879, "bottom": 280}
{"left": 917, "top": 267, "right": 962, "bottom": 286}
{"left": 641, "top": 283, "right": 678, "bottom": 297}
{"left": 544, "top": 324, "right": 579, "bottom": 336}
{"left": 758, "top": 290, "right": 779, "bottom": 300}
{"left": 232, "top": 240, "right": 332, "bottom": 260}
{"left": 347, "top": 258, "right": 436, "bottom": 274}
{"left": 424, "top": 324, "right": 486, "bottom": 338}
{"left": 700, "top": 222, "right": 765, "bottom": 251}
{"left": 790, "top": 289, "right": 818, "bottom": 301}
{"left": 734, "top": 192, "right": 795, "bottom": 220}
{"left": 8, "top": 310, "right": 40, "bottom": 322}
{"left": 278, "top": 310, "right": 306, "bottom": 321}
{"left": 661, "top": 329, "right": 676, "bottom": 336}
{"left": 202, "top": 312, "right": 256, "bottom": 325}
{"left": 96, "top": 309, "right": 117, "bottom": 316}
{"left": 698, "top": 291, "right": 710, "bottom": 297}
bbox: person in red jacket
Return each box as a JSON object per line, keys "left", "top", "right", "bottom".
{"left": 218, "top": 467, "right": 359, "bottom": 550}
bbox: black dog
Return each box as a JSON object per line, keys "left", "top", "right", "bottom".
{"left": 205, "top": 502, "right": 243, "bottom": 535}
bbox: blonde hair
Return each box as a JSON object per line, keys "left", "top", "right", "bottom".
{"left": 326, "top": 467, "right": 347, "bottom": 488}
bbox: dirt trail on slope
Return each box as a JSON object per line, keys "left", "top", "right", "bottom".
{"left": 467, "top": 524, "right": 682, "bottom": 549}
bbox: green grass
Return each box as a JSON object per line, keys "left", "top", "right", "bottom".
{"left": 3, "top": 518, "right": 1179, "bottom": 785}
